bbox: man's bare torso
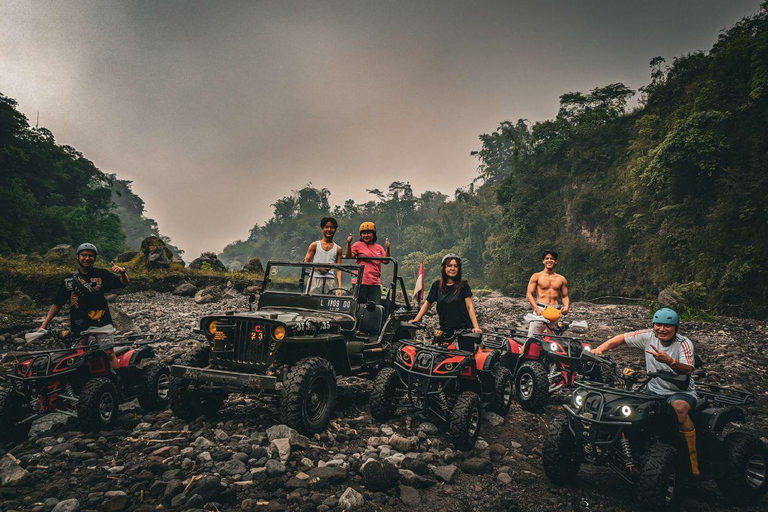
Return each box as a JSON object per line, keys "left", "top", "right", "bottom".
{"left": 533, "top": 271, "right": 566, "bottom": 305}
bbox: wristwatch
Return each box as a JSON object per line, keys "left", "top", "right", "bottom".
{"left": 669, "top": 360, "right": 678, "bottom": 369}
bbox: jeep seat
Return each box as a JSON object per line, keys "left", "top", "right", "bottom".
{"left": 356, "top": 304, "right": 384, "bottom": 335}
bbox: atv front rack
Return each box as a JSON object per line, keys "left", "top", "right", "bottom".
{"left": 394, "top": 339, "right": 473, "bottom": 378}
{"left": 695, "top": 382, "right": 753, "bottom": 406}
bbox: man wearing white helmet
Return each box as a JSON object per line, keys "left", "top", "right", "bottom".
{"left": 40, "top": 243, "right": 129, "bottom": 368}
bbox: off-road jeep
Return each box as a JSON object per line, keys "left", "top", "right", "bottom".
{"left": 169, "top": 258, "right": 416, "bottom": 434}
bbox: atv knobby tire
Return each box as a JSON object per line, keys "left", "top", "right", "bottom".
{"left": 490, "top": 365, "right": 514, "bottom": 415}
{"left": 515, "top": 361, "right": 549, "bottom": 412}
{"left": 0, "top": 388, "right": 33, "bottom": 442}
{"left": 543, "top": 416, "right": 581, "bottom": 484}
{"left": 450, "top": 391, "right": 482, "bottom": 451}
{"left": 370, "top": 366, "right": 400, "bottom": 421}
{"left": 78, "top": 377, "right": 119, "bottom": 432}
{"left": 717, "top": 432, "right": 768, "bottom": 504}
{"left": 138, "top": 362, "right": 170, "bottom": 411}
{"left": 169, "top": 345, "right": 227, "bottom": 421}
{"left": 280, "top": 357, "right": 337, "bottom": 435}
{"left": 638, "top": 443, "right": 680, "bottom": 511}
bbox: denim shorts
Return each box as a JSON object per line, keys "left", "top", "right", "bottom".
{"left": 665, "top": 392, "right": 697, "bottom": 410}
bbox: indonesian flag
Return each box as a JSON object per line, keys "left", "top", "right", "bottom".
{"left": 413, "top": 261, "right": 425, "bottom": 302}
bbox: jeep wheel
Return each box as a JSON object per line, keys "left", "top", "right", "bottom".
{"left": 0, "top": 388, "right": 33, "bottom": 442}
{"left": 638, "top": 443, "right": 680, "bottom": 511}
{"left": 281, "top": 357, "right": 337, "bottom": 435}
{"left": 490, "top": 365, "right": 514, "bottom": 415}
{"left": 450, "top": 391, "right": 482, "bottom": 450}
{"left": 169, "top": 345, "right": 227, "bottom": 421}
{"left": 370, "top": 367, "right": 400, "bottom": 421}
{"left": 717, "top": 432, "right": 768, "bottom": 504}
{"left": 78, "top": 377, "right": 119, "bottom": 432}
{"left": 138, "top": 363, "right": 170, "bottom": 411}
{"left": 543, "top": 416, "right": 581, "bottom": 484}
{"left": 515, "top": 361, "right": 549, "bottom": 412}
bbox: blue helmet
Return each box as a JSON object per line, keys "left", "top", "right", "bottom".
{"left": 652, "top": 307, "right": 679, "bottom": 327}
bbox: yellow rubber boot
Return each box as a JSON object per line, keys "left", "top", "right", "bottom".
{"left": 682, "top": 429, "right": 700, "bottom": 477}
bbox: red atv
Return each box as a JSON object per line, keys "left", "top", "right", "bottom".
{"left": 0, "top": 330, "right": 170, "bottom": 441}
{"left": 369, "top": 323, "right": 513, "bottom": 450}
{"left": 482, "top": 309, "right": 607, "bottom": 412}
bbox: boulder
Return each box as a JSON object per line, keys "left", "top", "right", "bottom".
{"left": 189, "top": 252, "right": 227, "bottom": 272}
{"left": 266, "top": 425, "right": 310, "bottom": 449}
{"left": 361, "top": 460, "right": 399, "bottom": 491}
{"left": 173, "top": 283, "right": 197, "bottom": 297}
{"left": 45, "top": 244, "right": 75, "bottom": 264}
{"left": 242, "top": 257, "right": 264, "bottom": 274}
{"left": 0, "top": 291, "right": 34, "bottom": 309}
{"left": 108, "top": 304, "right": 140, "bottom": 334}
{"left": 114, "top": 251, "right": 138, "bottom": 263}
{"left": 140, "top": 236, "right": 173, "bottom": 270}
{"left": 194, "top": 286, "right": 222, "bottom": 305}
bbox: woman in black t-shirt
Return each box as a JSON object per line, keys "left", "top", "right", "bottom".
{"left": 410, "top": 253, "right": 481, "bottom": 335}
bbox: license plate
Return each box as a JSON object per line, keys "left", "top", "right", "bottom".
{"left": 319, "top": 298, "right": 352, "bottom": 312}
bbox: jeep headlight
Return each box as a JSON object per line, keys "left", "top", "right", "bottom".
{"left": 273, "top": 326, "right": 286, "bottom": 340}
{"left": 207, "top": 320, "right": 218, "bottom": 334}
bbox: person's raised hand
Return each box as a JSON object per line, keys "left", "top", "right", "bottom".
{"left": 645, "top": 346, "right": 673, "bottom": 365}
{"left": 385, "top": 237, "right": 390, "bottom": 248}
{"left": 110, "top": 261, "right": 126, "bottom": 274}
{"left": 346, "top": 233, "right": 353, "bottom": 244}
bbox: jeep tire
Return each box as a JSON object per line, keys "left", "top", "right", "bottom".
{"left": 370, "top": 366, "right": 400, "bottom": 421}
{"left": 281, "top": 357, "right": 337, "bottom": 435}
{"left": 638, "top": 443, "right": 680, "bottom": 511}
{"left": 490, "top": 365, "right": 514, "bottom": 415}
{"left": 717, "top": 432, "right": 768, "bottom": 504}
{"left": 450, "top": 391, "right": 482, "bottom": 451}
{"left": 515, "top": 361, "right": 549, "bottom": 412}
{"left": 543, "top": 416, "right": 581, "bottom": 484}
{"left": 138, "top": 363, "right": 170, "bottom": 411}
{"left": 78, "top": 377, "right": 119, "bottom": 432}
{"left": 0, "top": 388, "right": 33, "bottom": 441}
{"left": 169, "top": 345, "right": 227, "bottom": 421}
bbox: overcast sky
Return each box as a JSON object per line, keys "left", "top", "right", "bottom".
{"left": 0, "top": 0, "right": 761, "bottom": 259}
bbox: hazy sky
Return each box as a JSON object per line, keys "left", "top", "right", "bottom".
{"left": 1, "top": 0, "right": 761, "bottom": 259}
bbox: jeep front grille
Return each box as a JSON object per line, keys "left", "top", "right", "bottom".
{"left": 213, "top": 320, "right": 271, "bottom": 366}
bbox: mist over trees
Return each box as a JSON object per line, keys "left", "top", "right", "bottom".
{"left": 223, "top": 4, "right": 768, "bottom": 316}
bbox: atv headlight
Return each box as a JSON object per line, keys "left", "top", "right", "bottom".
{"left": 550, "top": 342, "right": 559, "bottom": 352}
{"left": 401, "top": 351, "right": 411, "bottom": 363}
{"left": 573, "top": 390, "right": 587, "bottom": 408}
{"left": 273, "top": 326, "right": 286, "bottom": 340}
{"left": 621, "top": 405, "right": 632, "bottom": 417}
{"left": 207, "top": 320, "right": 218, "bottom": 334}
{"left": 444, "top": 362, "right": 455, "bottom": 371}
{"left": 582, "top": 344, "right": 591, "bottom": 352}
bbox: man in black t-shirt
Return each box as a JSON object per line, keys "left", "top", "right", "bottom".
{"left": 40, "top": 243, "right": 129, "bottom": 368}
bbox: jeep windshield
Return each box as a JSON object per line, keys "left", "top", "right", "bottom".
{"left": 263, "top": 262, "right": 361, "bottom": 298}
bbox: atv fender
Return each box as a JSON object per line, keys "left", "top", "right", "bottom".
{"left": 695, "top": 406, "right": 746, "bottom": 434}
{"left": 474, "top": 349, "right": 499, "bottom": 372}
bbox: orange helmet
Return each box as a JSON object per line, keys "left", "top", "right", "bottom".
{"left": 359, "top": 221, "right": 376, "bottom": 232}
{"left": 542, "top": 306, "right": 562, "bottom": 322}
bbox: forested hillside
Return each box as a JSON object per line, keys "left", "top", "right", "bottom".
{"left": 0, "top": 94, "right": 176, "bottom": 258}
{"left": 222, "top": 5, "right": 768, "bottom": 317}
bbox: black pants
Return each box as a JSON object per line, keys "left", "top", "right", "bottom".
{"left": 358, "top": 285, "right": 381, "bottom": 305}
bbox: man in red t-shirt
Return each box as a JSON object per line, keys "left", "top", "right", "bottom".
{"left": 345, "top": 221, "right": 390, "bottom": 304}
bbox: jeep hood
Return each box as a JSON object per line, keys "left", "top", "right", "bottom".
{"left": 231, "top": 309, "right": 356, "bottom": 329}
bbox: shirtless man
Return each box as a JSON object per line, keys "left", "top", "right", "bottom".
{"left": 304, "top": 217, "right": 343, "bottom": 294}
{"left": 526, "top": 249, "right": 570, "bottom": 315}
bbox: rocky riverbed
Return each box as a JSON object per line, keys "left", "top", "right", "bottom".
{"left": 0, "top": 291, "right": 766, "bottom": 512}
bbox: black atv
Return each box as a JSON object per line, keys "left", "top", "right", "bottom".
{"left": 369, "top": 324, "right": 513, "bottom": 450}
{"left": 542, "top": 352, "right": 768, "bottom": 510}
{"left": 0, "top": 330, "right": 170, "bottom": 440}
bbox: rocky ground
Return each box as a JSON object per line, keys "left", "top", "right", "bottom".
{"left": 0, "top": 290, "right": 766, "bottom": 512}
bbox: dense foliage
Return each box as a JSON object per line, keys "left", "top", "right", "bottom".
{"left": 223, "top": 5, "right": 768, "bottom": 316}
{"left": 0, "top": 94, "right": 124, "bottom": 257}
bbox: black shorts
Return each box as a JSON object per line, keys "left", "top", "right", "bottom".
{"left": 664, "top": 392, "right": 697, "bottom": 410}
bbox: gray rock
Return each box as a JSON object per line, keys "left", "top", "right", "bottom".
{"left": 271, "top": 438, "right": 291, "bottom": 463}
{"left": 216, "top": 459, "right": 247, "bottom": 477}
{"left": 389, "top": 434, "right": 418, "bottom": 453}
{"left": 361, "top": 460, "right": 399, "bottom": 491}
{"left": 140, "top": 236, "right": 173, "bottom": 270}
{"left": 172, "top": 283, "right": 197, "bottom": 296}
{"left": 460, "top": 457, "right": 493, "bottom": 475}
{"left": 307, "top": 466, "right": 348, "bottom": 484}
{"left": 265, "top": 459, "right": 287, "bottom": 478}
{"left": 108, "top": 304, "right": 139, "bottom": 334}
{"left": 194, "top": 286, "right": 222, "bottom": 305}
{"left": 242, "top": 257, "right": 264, "bottom": 274}
{"left": 398, "top": 469, "right": 434, "bottom": 489}
{"left": 497, "top": 472, "right": 512, "bottom": 484}
{"left": 46, "top": 244, "right": 75, "bottom": 264}
{"left": 51, "top": 499, "right": 80, "bottom": 512}
{"left": 266, "top": 424, "right": 310, "bottom": 449}
{"left": 1, "top": 291, "right": 34, "bottom": 309}
{"left": 189, "top": 252, "right": 227, "bottom": 272}
{"left": 0, "top": 454, "right": 33, "bottom": 486}
{"left": 188, "top": 475, "right": 223, "bottom": 501}
{"left": 399, "top": 485, "right": 420, "bottom": 506}
{"left": 417, "top": 422, "right": 439, "bottom": 435}
{"left": 432, "top": 464, "right": 460, "bottom": 484}
{"left": 338, "top": 487, "right": 365, "bottom": 510}
{"left": 484, "top": 412, "right": 505, "bottom": 426}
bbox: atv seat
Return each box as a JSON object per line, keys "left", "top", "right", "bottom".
{"left": 114, "top": 346, "right": 132, "bottom": 357}
{"left": 693, "top": 396, "right": 709, "bottom": 415}
{"left": 356, "top": 303, "right": 384, "bottom": 335}
{"left": 457, "top": 333, "right": 481, "bottom": 352}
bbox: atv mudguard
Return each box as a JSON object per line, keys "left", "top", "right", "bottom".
{"left": 695, "top": 406, "right": 746, "bottom": 434}
{"left": 474, "top": 348, "right": 499, "bottom": 372}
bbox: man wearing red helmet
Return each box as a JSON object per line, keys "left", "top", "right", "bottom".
{"left": 345, "top": 221, "right": 390, "bottom": 305}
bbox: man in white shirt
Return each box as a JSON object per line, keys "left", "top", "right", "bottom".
{"left": 592, "top": 307, "right": 699, "bottom": 476}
